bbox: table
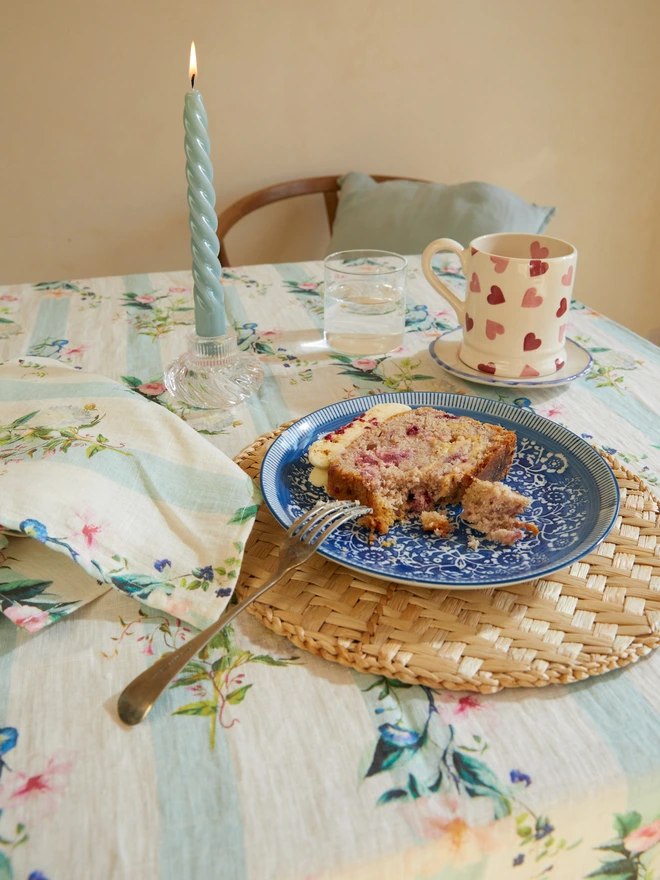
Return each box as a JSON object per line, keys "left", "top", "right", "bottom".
{"left": 0, "top": 256, "right": 659, "bottom": 880}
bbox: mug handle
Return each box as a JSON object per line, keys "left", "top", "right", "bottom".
{"left": 421, "top": 238, "right": 469, "bottom": 324}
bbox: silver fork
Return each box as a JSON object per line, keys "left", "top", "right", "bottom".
{"left": 117, "top": 500, "right": 370, "bottom": 726}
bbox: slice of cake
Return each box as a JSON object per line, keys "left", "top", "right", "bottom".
{"left": 323, "top": 407, "right": 516, "bottom": 534}
{"left": 461, "top": 479, "right": 539, "bottom": 545}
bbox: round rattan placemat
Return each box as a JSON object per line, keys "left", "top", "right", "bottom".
{"left": 233, "top": 423, "right": 660, "bottom": 692}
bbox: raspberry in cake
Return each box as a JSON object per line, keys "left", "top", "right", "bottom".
{"left": 324, "top": 407, "right": 516, "bottom": 534}
{"left": 461, "top": 479, "right": 539, "bottom": 545}
{"left": 308, "top": 403, "right": 411, "bottom": 487}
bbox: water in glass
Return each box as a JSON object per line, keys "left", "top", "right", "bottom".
{"left": 323, "top": 250, "right": 407, "bottom": 356}
{"left": 324, "top": 281, "right": 405, "bottom": 355}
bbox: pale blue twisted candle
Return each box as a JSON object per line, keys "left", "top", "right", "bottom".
{"left": 184, "top": 87, "right": 226, "bottom": 337}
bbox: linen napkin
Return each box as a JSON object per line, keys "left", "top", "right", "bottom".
{"left": 0, "top": 357, "right": 262, "bottom": 631}
{"left": 0, "top": 529, "right": 109, "bottom": 632}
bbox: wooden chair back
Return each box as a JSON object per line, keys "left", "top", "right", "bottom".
{"left": 216, "top": 174, "right": 428, "bottom": 266}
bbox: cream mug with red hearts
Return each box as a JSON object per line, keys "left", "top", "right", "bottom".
{"left": 421, "top": 233, "right": 577, "bottom": 378}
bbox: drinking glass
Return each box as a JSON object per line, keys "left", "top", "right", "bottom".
{"left": 323, "top": 249, "right": 407, "bottom": 356}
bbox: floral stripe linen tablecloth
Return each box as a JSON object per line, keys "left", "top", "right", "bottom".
{"left": 0, "top": 256, "right": 659, "bottom": 880}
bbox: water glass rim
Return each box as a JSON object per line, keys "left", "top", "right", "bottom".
{"left": 324, "top": 249, "right": 408, "bottom": 276}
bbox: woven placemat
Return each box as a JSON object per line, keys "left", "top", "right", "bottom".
{"left": 233, "top": 423, "right": 660, "bottom": 692}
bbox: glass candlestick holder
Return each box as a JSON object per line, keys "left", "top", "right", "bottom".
{"left": 164, "top": 331, "right": 263, "bottom": 410}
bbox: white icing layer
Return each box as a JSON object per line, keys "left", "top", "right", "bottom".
{"left": 307, "top": 403, "right": 411, "bottom": 472}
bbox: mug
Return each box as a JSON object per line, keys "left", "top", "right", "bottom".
{"left": 422, "top": 233, "right": 577, "bottom": 378}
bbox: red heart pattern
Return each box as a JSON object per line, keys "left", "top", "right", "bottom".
{"left": 465, "top": 314, "right": 474, "bottom": 332}
{"left": 487, "top": 285, "right": 506, "bottom": 305}
{"left": 490, "top": 256, "right": 509, "bottom": 274}
{"left": 469, "top": 273, "right": 481, "bottom": 293}
{"left": 520, "top": 364, "right": 540, "bottom": 378}
{"left": 556, "top": 297, "right": 568, "bottom": 318}
{"left": 471, "top": 247, "right": 478, "bottom": 255}
{"left": 558, "top": 323, "right": 567, "bottom": 343}
{"left": 477, "top": 362, "right": 496, "bottom": 375}
{"left": 530, "top": 260, "right": 549, "bottom": 277}
{"left": 555, "top": 359, "right": 565, "bottom": 371}
{"left": 485, "top": 319, "right": 505, "bottom": 340}
{"left": 562, "top": 265, "right": 574, "bottom": 286}
{"left": 523, "top": 332, "right": 542, "bottom": 351}
{"left": 521, "top": 288, "right": 543, "bottom": 308}
{"left": 530, "top": 240, "right": 550, "bottom": 259}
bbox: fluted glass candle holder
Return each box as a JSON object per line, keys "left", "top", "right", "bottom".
{"left": 164, "top": 331, "right": 263, "bottom": 411}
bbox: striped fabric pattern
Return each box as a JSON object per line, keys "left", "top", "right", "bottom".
{"left": 0, "top": 257, "right": 658, "bottom": 880}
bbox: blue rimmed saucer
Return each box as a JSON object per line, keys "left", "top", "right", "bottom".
{"left": 429, "top": 327, "right": 592, "bottom": 389}
{"left": 260, "top": 392, "right": 619, "bottom": 590}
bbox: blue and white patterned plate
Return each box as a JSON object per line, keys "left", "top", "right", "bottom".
{"left": 429, "top": 327, "right": 593, "bottom": 389}
{"left": 260, "top": 393, "right": 620, "bottom": 589}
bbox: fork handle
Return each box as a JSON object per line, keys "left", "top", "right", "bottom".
{"left": 117, "top": 559, "right": 294, "bottom": 726}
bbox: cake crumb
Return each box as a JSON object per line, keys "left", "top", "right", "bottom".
{"left": 461, "top": 479, "right": 535, "bottom": 545}
{"left": 420, "top": 511, "right": 454, "bottom": 537}
{"left": 467, "top": 535, "right": 481, "bottom": 551}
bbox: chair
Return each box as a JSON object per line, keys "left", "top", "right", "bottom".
{"left": 216, "top": 175, "right": 428, "bottom": 267}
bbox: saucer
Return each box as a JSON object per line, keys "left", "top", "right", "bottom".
{"left": 428, "top": 327, "right": 593, "bottom": 389}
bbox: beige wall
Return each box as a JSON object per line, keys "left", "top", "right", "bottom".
{"left": 2, "top": 0, "right": 660, "bottom": 340}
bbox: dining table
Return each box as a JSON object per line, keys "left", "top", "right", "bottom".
{"left": 0, "top": 253, "right": 659, "bottom": 880}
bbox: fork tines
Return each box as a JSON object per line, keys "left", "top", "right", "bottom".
{"left": 288, "top": 500, "right": 371, "bottom": 545}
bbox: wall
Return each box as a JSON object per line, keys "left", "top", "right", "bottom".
{"left": 2, "top": 0, "right": 660, "bottom": 339}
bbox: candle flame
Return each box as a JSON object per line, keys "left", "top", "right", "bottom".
{"left": 189, "top": 41, "right": 197, "bottom": 88}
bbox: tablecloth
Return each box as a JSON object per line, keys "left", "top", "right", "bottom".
{"left": 0, "top": 256, "right": 659, "bottom": 880}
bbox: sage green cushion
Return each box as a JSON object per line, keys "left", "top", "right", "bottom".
{"left": 327, "top": 172, "right": 556, "bottom": 255}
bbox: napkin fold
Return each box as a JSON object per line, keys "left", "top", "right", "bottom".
{"left": 0, "top": 358, "right": 262, "bottom": 631}
{"left": 0, "top": 530, "right": 109, "bottom": 632}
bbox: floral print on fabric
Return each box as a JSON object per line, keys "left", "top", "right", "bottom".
{"left": 0, "top": 726, "right": 71, "bottom": 880}
{"left": 0, "top": 533, "right": 83, "bottom": 632}
{"left": 119, "top": 374, "right": 244, "bottom": 436}
{"left": 584, "top": 812, "right": 660, "bottom": 879}
{"left": 222, "top": 270, "right": 270, "bottom": 297}
{"left": 0, "top": 295, "right": 20, "bottom": 335}
{"left": 574, "top": 334, "right": 644, "bottom": 393}
{"left": 4, "top": 513, "right": 258, "bottom": 626}
{"left": 236, "top": 324, "right": 316, "bottom": 385}
{"left": 33, "top": 280, "right": 106, "bottom": 310}
{"left": 360, "top": 677, "right": 579, "bottom": 872}
{"left": 0, "top": 406, "right": 130, "bottom": 467}
{"left": 27, "top": 338, "right": 91, "bottom": 364}
{"left": 105, "top": 612, "right": 299, "bottom": 748}
{"left": 331, "top": 354, "right": 434, "bottom": 393}
{"left": 121, "top": 289, "right": 193, "bottom": 339}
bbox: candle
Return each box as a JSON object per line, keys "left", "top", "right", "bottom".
{"left": 184, "top": 41, "right": 226, "bottom": 337}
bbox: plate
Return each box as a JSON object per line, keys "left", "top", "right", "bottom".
{"left": 260, "top": 392, "right": 620, "bottom": 589}
{"left": 429, "top": 327, "right": 593, "bottom": 388}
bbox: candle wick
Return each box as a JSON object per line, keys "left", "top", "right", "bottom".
{"left": 191, "top": 73, "right": 196, "bottom": 89}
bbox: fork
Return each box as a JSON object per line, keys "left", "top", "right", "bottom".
{"left": 117, "top": 499, "right": 371, "bottom": 726}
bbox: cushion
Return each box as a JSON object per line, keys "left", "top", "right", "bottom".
{"left": 327, "top": 172, "right": 556, "bottom": 255}
{"left": 0, "top": 357, "right": 262, "bottom": 631}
